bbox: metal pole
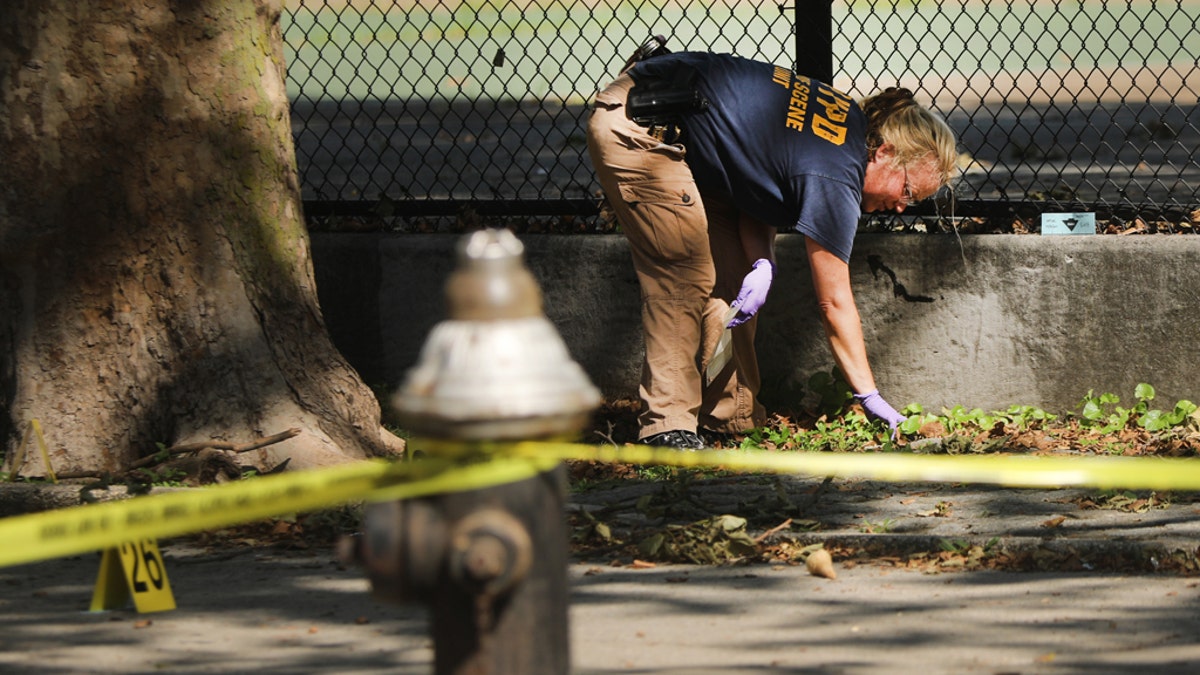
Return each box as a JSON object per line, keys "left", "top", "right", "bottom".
{"left": 793, "top": 0, "right": 834, "bottom": 84}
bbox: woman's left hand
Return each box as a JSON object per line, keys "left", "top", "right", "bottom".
{"left": 854, "top": 389, "right": 906, "bottom": 434}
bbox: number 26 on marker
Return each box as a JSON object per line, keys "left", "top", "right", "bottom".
{"left": 118, "top": 540, "right": 169, "bottom": 594}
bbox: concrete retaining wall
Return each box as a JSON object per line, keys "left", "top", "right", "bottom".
{"left": 312, "top": 232, "right": 1200, "bottom": 415}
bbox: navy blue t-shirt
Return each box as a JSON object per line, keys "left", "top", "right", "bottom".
{"left": 630, "top": 52, "right": 868, "bottom": 263}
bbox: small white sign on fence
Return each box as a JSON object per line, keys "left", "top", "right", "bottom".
{"left": 1041, "top": 212, "right": 1096, "bottom": 235}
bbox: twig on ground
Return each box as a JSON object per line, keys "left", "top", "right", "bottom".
{"left": 755, "top": 518, "right": 794, "bottom": 543}
{"left": 592, "top": 421, "right": 619, "bottom": 448}
{"left": 130, "top": 428, "right": 302, "bottom": 469}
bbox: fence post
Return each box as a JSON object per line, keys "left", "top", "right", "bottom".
{"left": 793, "top": 0, "right": 834, "bottom": 84}
{"left": 341, "top": 228, "right": 600, "bottom": 674}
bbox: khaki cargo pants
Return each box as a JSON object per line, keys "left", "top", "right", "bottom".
{"left": 586, "top": 73, "right": 768, "bottom": 439}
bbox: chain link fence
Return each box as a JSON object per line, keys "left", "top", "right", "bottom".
{"left": 285, "top": 0, "right": 1200, "bottom": 232}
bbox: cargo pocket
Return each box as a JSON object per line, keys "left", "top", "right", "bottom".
{"left": 617, "top": 180, "right": 705, "bottom": 262}
{"left": 596, "top": 88, "right": 625, "bottom": 108}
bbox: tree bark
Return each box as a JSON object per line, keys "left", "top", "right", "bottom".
{"left": 0, "top": 0, "right": 404, "bottom": 477}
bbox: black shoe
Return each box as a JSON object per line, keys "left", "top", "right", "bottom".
{"left": 640, "top": 429, "right": 705, "bottom": 450}
{"left": 699, "top": 429, "right": 739, "bottom": 448}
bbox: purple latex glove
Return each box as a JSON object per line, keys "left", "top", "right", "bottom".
{"left": 727, "top": 258, "right": 775, "bottom": 327}
{"left": 854, "top": 389, "right": 906, "bottom": 432}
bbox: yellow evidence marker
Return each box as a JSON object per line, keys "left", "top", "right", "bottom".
{"left": 90, "top": 539, "right": 176, "bottom": 613}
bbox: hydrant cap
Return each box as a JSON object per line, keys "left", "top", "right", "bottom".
{"left": 445, "top": 229, "right": 543, "bottom": 321}
{"left": 391, "top": 229, "right": 600, "bottom": 440}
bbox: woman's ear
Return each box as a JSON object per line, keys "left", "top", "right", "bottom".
{"left": 871, "top": 142, "right": 896, "bottom": 164}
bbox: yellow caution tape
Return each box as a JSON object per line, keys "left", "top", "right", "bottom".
{"left": 0, "top": 454, "right": 556, "bottom": 569}
{"left": 3, "top": 437, "right": 1200, "bottom": 570}
{"left": 507, "top": 441, "right": 1200, "bottom": 492}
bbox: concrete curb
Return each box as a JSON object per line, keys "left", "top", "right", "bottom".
{"left": 0, "top": 482, "right": 145, "bottom": 517}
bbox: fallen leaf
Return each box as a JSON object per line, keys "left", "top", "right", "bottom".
{"left": 918, "top": 421, "right": 946, "bottom": 438}
{"left": 630, "top": 559, "right": 657, "bottom": 569}
{"left": 1041, "top": 516, "right": 1066, "bottom": 529}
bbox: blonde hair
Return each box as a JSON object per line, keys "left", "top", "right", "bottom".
{"left": 859, "top": 88, "right": 957, "bottom": 188}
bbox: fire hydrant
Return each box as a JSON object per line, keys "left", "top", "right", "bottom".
{"left": 340, "top": 228, "right": 600, "bottom": 675}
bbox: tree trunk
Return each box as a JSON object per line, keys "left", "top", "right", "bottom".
{"left": 0, "top": 0, "right": 404, "bottom": 478}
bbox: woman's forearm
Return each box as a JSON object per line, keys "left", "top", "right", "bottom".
{"left": 738, "top": 214, "right": 776, "bottom": 264}
{"left": 805, "top": 237, "right": 877, "bottom": 394}
{"left": 818, "top": 294, "right": 877, "bottom": 394}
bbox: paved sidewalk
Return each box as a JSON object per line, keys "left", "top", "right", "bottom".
{"left": 9, "top": 550, "right": 1200, "bottom": 667}
{"left": 1, "top": 476, "right": 1199, "bottom": 673}
{"left": 570, "top": 564, "right": 1200, "bottom": 674}
{"left": 3, "top": 545, "right": 1199, "bottom": 674}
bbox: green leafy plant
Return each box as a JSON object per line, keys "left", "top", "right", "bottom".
{"left": 912, "top": 403, "right": 1057, "bottom": 436}
{"left": 738, "top": 422, "right": 797, "bottom": 450}
{"left": 1004, "top": 404, "right": 1057, "bottom": 430}
{"left": 634, "top": 464, "right": 678, "bottom": 481}
{"left": 1136, "top": 391, "right": 1197, "bottom": 432}
{"left": 144, "top": 467, "right": 189, "bottom": 487}
{"left": 809, "top": 413, "right": 884, "bottom": 451}
{"left": 144, "top": 441, "right": 172, "bottom": 466}
{"left": 898, "top": 403, "right": 938, "bottom": 436}
{"left": 939, "top": 538, "right": 972, "bottom": 554}
{"left": 939, "top": 405, "right": 1001, "bottom": 433}
{"left": 939, "top": 536, "right": 1000, "bottom": 560}
{"left": 1078, "top": 389, "right": 1131, "bottom": 433}
{"left": 1076, "top": 384, "right": 1197, "bottom": 433}
{"left": 859, "top": 518, "right": 895, "bottom": 534}
{"left": 740, "top": 411, "right": 888, "bottom": 453}
{"left": 807, "top": 368, "right": 853, "bottom": 416}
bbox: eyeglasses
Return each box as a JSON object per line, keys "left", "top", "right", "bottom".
{"left": 901, "top": 166, "right": 919, "bottom": 206}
